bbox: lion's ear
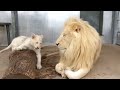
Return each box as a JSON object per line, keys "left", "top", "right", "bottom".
{"left": 75, "top": 27, "right": 81, "bottom": 33}
{"left": 71, "top": 22, "right": 81, "bottom": 33}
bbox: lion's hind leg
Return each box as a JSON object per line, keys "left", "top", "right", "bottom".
{"left": 64, "top": 68, "right": 90, "bottom": 79}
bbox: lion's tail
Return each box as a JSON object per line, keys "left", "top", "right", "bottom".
{"left": 65, "top": 68, "right": 90, "bottom": 79}
{"left": 0, "top": 44, "right": 12, "bottom": 53}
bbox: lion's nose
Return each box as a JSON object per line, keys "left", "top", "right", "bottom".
{"left": 56, "top": 43, "right": 59, "bottom": 46}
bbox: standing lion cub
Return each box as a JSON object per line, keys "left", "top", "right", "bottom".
{"left": 0, "top": 33, "right": 43, "bottom": 69}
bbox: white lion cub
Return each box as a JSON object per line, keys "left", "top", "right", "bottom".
{"left": 0, "top": 33, "right": 43, "bottom": 69}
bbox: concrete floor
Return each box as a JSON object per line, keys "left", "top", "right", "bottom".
{"left": 0, "top": 44, "right": 120, "bottom": 79}
{"left": 83, "top": 44, "right": 120, "bottom": 79}
{"left": 0, "top": 47, "right": 10, "bottom": 78}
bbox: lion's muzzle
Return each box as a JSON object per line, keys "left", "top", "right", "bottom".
{"left": 56, "top": 43, "right": 59, "bottom": 46}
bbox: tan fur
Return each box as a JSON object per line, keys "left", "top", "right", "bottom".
{"left": 55, "top": 17, "right": 102, "bottom": 79}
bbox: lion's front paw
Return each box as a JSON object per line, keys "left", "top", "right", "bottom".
{"left": 66, "top": 67, "right": 71, "bottom": 70}
{"left": 61, "top": 72, "right": 67, "bottom": 78}
{"left": 64, "top": 69, "right": 74, "bottom": 79}
{"left": 37, "top": 64, "right": 42, "bottom": 69}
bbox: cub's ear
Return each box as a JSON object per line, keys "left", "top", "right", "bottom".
{"left": 31, "top": 33, "right": 36, "bottom": 39}
{"left": 40, "top": 35, "right": 43, "bottom": 39}
{"left": 31, "top": 33, "right": 35, "bottom": 36}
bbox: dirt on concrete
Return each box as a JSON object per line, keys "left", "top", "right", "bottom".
{"left": 0, "top": 44, "right": 120, "bottom": 79}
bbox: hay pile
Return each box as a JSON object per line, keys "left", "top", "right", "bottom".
{"left": 3, "top": 46, "right": 62, "bottom": 79}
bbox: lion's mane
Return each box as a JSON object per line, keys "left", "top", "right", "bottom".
{"left": 59, "top": 17, "right": 102, "bottom": 71}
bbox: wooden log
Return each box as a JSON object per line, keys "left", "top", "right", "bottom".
{"left": 2, "top": 50, "right": 37, "bottom": 79}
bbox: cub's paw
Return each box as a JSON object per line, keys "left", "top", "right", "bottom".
{"left": 37, "top": 64, "right": 42, "bottom": 69}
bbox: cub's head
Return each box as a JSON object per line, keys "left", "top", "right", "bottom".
{"left": 30, "top": 33, "right": 43, "bottom": 50}
{"left": 56, "top": 21, "right": 81, "bottom": 51}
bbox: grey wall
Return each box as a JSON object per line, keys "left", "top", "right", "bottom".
{"left": 0, "top": 26, "right": 8, "bottom": 46}
{"left": 111, "top": 11, "right": 120, "bottom": 45}
{"left": 80, "top": 11, "right": 101, "bottom": 33}
{"left": 116, "top": 12, "right": 120, "bottom": 44}
{"left": 0, "top": 11, "right": 11, "bottom": 23}
{"left": 18, "top": 11, "right": 80, "bottom": 45}
{"left": 0, "top": 11, "right": 115, "bottom": 46}
{"left": 0, "top": 11, "right": 11, "bottom": 46}
{"left": 102, "top": 11, "right": 113, "bottom": 44}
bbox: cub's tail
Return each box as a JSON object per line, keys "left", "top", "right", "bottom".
{"left": 0, "top": 44, "right": 12, "bottom": 53}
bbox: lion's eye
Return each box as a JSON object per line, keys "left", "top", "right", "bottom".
{"left": 36, "top": 42, "right": 38, "bottom": 44}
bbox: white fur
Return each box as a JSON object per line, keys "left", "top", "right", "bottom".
{"left": 55, "top": 17, "right": 102, "bottom": 79}
{"left": 64, "top": 68, "right": 90, "bottom": 79}
{"left": 0, "top": 34, "right": 43, "bottom": 69}
{"left": 55, "top": 63, "right": 90, "bottom": 79}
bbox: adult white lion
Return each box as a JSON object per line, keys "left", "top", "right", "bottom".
{"left": 55, "top": 17, "right": 102, "bottom": 79}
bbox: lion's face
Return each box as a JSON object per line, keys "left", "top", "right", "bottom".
{"left": 56, "top": 30, "right": 73, "bottom": 50}
{"left": 56, "top": 22, "right": 81, "bottom": 51}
